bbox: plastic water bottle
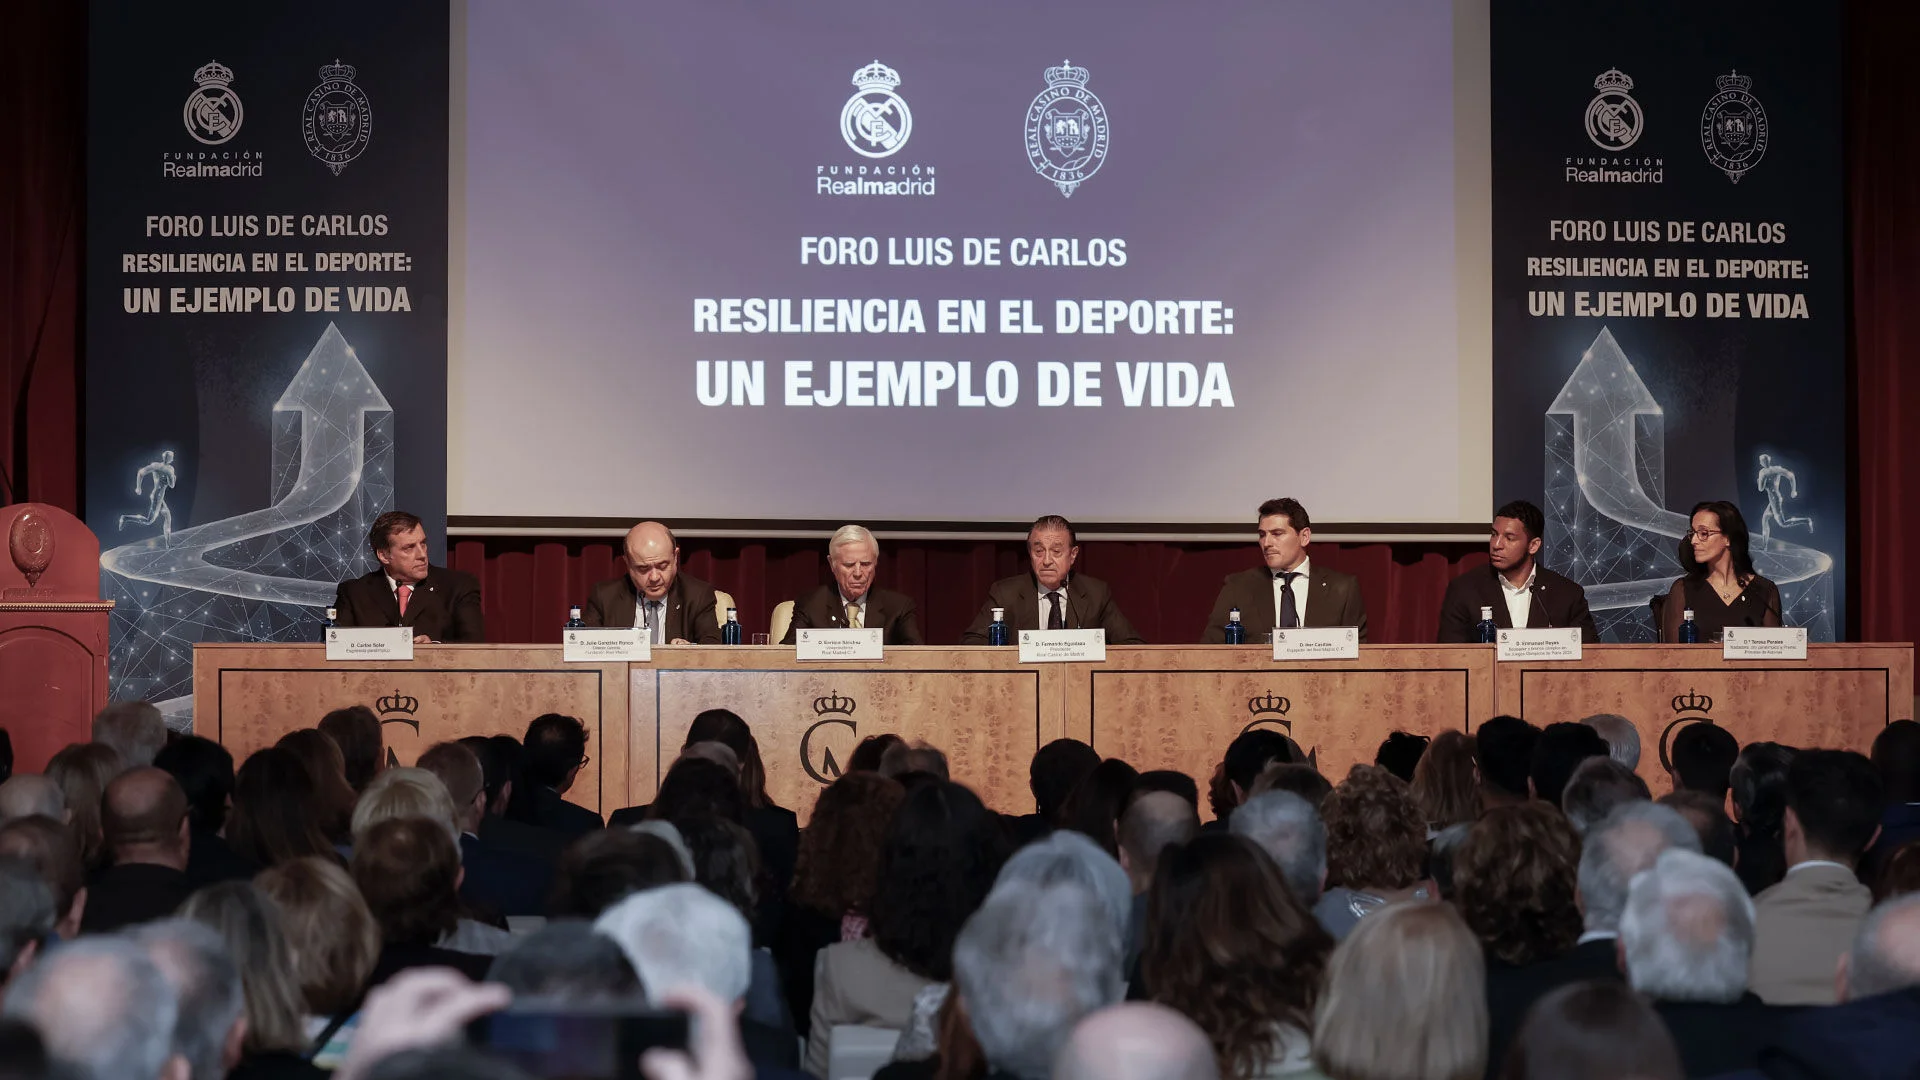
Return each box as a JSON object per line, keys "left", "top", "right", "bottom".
{"left": 1476, "top": 606, "right": 1498, "bottom": 643}
{"left": 721, "top": 607, "right": 743, "bottom": 645}
{"left": 564, "top": 605, "right": 586, "bottom": 630}
{"left": 323, "top": 607, "right": 337, "bottom": 628}
{"left": 987, "top": 607, "right": 1010, "bottom": 646}
{"left": 1223, "top": 607, "right": 1246, "bottom": 645}
{"left": 1678, "top": 608, "right": 1699, "bottom": 644}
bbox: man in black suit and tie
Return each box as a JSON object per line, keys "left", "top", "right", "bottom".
{"left": 583, "top": 521, "right": 722, "bottom": 644}
{"left": 331, "top": 510, "right": 485, "bottom": 643}
{"left": 1436, "top": 499, "right": 1600, "bottom": 643}
{"left": 521, "top": 712, "right": 604, "bottom": 839}
{"left": 1201, "top": 498, "right": 1367, "bottom": 643}
{"left": 961, "top": 515, "right": 1146, "bottom": 644}
{"left": 781, "top": 524, "right": 923, "bottom": 645}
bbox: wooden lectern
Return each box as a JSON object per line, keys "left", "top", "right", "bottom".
{"left": 0, "top": 504, "right": 113, "bottom": 773}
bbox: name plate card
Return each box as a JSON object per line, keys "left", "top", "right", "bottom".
{"left": 324, "top": 627, "right": 413, "bottom": 661}
{"left": 562, "top": 628, "right": 651, "bottom": 663}
{"left": 1496, "top": 627, "right": 1584, "bottom": 662}
{"left": 1019, "top": 629, "right": 1107, "bottom": 663}
{"left": 1272, "top": 627, "right": 1361, "bottom": 661}
{"left": 1723, "top": 627, "right": 1808, "bottom": 660}
{"left": 795, "top": 628, "right": 885, "bottom": 661}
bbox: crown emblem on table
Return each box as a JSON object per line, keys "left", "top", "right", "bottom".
{"left": 813, "top": 692, "right": 857, "bottom": 717}
{"left": 1671, "top": 688, "right": 1713, "bottom": 715}
{"left": 377, "top": 690, "right": 419, "bottom": 716}
{"left": 1248, "top": 692, "right": 1291, "bottom": 716}
{"left": 1716, "top": 71, "right": 1753, "bottom": 93}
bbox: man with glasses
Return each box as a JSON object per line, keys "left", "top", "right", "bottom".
{"left": 1436, "top": 499, "right": 1599, "bottom": 643}
{"left": 520, "top": 713, "right": 603, "bottom": 838}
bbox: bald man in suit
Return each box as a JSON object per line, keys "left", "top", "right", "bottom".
{"left": 583, "top": 522, "right": 722, "bottom": 644}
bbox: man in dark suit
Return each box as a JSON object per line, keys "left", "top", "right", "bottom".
{"left": 583, "top": 521, "right": 723, "bottom": 644}
{"left": 520, "top": 713, "right": 604, "bottom": 839}
{"left": 417, "top": 740, "right": 554, "bottom": 917}
{"left": 1201, "top": 497, "right": 1367, "bottom": 643}
{"left": 1437, "top": 499, "right": 1600, "bottom": 643}
{"left": 81, "top": 768, "right": 195, "bottom": 934}
{"left": 961, "top": 515, "right": 1146, "bottom": 644}
{"left": 152, "top": 735, "right": 257, "bottom": 889}
{"left": 331, "top": 510, "right": 484, "bottom": 642}
{"left": 781, "top": 524, "right": 923, "bottom": 645}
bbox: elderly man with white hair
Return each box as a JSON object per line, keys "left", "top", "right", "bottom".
{"left": 954, "top": 879, "right": 1124, "bottom": 1080}
{"left": 1580, "top": 712, "right": 1641, "bottom": 771}
{"left": 781, "top": 524, "right": 923, "bottom": 644}
{"left": 1055, "top": 1003, "right": 1218, "bottom": 1080}
{"left": 1228, "top": 790, "right": 1326, "bottom": 908}
{"left": 0, "top": 775, "right": 66, "bottom": 825}
{"left": 1619, "top": 848, "right": 1782, "bottom": 1077}
{"left": 1, "top": 935, "right": 188, "bottom": 1080}
{"left": 130, "top": 920, "right": 246, "bottom": 1080}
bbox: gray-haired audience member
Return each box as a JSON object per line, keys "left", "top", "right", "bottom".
{"left": 1054, "top": 1002, "right": 1218, "bottom": 1080}
{"left": 1561, "top": 756, "right": 1653, "bottom": 836}
{"left": 878, "top": 741, "right": 950, "bottom": 781}
{"left": 131, "top": 919, "right": 246, "bottom": 1080}
{"left": 627, "top": 819, "right": 696, "bottom": 878}
{"left": 487, "top": 920, "right": 641, "bottom": 1000}
{"left": 1116, "top": 792, "right": 1198, "bottom": 971}
{"left": 0, "top": 857, "right": 54, "bottom": 988}
{"left": 1581, "top": 803, "right": 1702, "bottom": 939}
{"left": 1, "top": 935, "right": 186, "bottom": 1080}
{"left": 1841, "top": 893, "right": 1920, "bottom": 1001}
{"left": 93, "top": 701, "right": 169, "bottom": 771}
{"left": 1228, "top": 790, "right": 1327, "bottom": 906}
{"left": 1581, "top": 713, "right": 1641, "bottom": 771}
{"left": 954, "top": 880, "right": 1124, "bottom": 1080}
{"left": 594, "top": 883, "right": 750, "bottom": 1005}
{"left": 0, "top": 776, "right": 66, "bottom": 825}
{"left": 1621, "top": 849, "right": 1756, "bottom": 1003}
{"left": 993, "top": 829, "right": 1133, "bottom": 947}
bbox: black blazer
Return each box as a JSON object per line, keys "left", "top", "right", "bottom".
{"left": 1653, "top": 994, "right": 1784, "bottom": 1078}
{"left": 1200, "top": 565, "right": 1368, "bottom": 643}
{"left": 959, "top": 574, "right": 1146, "bottom": 644}
{"left": 524, "top": 785, "right": 603, "bottom": 839}
{"left": 1483, "top": 938, "right": 1621, "bottom": 1078}
{"left": 331, "top": 566, "right": 484, "bottom": 643}
{"left": 458, "top": 833, "right": 554, "bottom": 918}
{"left": 781, "top": 586, "right": 923, "bottom": 645}
{"left": 582, "top": 572, "right": 723, "bottom": 644}
{"left": 1437, "top": 565, "right": 1601, "bottom": 643}
{"left": 81, "top": 862, "right": 195, "bottom": 934}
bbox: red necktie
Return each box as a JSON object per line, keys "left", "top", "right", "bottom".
{"left": 397, "top": 583, "right": 412, "bottom": 616}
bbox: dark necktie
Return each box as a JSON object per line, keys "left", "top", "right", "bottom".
{"left": 1277, "top": 571, "right": 1301, "bottom": 629}
{"left": 645, "top": 600, "right": 664, "bottom": 643}
{"left": 1046, "top": 591, "right": 1065, "bottom": 630}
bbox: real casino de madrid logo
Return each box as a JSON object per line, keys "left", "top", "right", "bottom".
{"left": 818, "top": 60, "right": 934, "bottom": 197}
{"left": 1026, "top": 60, "right": 1109, "bottom": 198}
{"left": 1700, "top": 70, "right": 1768, "bottom": 184}
{"left": 303, "top": 60, "right": 373, "bottom": 175}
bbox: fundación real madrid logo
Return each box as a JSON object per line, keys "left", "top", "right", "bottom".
{"left": 304, "top": 60, "right": 373, "bottom": 175}
{"left": 1026, "top": 60, "right": 1109, "bottom": 198}
{"left": 1585, "top": 68, "right": 1643, "bottom": 151}
{"left": 841, "top": 60, "right": 912, "bottom": 159}
{"left": 1700, "top": 70, "right": 1768, "bottom": 184}
{"left": 183, "top": 60, "right": 244, "bottom": 145}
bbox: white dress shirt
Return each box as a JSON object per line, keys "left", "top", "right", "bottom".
{"left": 634, "top": 595, "right": 666, "bottom": 641}
{"left": 1501, "top": 563, "right": 1537, "bottom": 630}
{"left": 1271, "top": 556, "right": 1310, "bottom": 628}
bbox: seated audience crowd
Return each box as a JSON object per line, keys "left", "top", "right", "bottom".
{"left": 3, "top": 704, "right": 1920, "bottom": 1080}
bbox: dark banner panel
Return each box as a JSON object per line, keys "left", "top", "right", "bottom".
{"left": 1491, "top": 0, "right": 1845, "bottom": 641}
{"left": 85, "top": 0, "right": 449, "bottom": 717}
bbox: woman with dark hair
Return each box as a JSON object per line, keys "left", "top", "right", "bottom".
{"left": 1142, "top": 834, "right": 1335, "bottom": 1079}
{"left": 848, "top": 733, "right": 906, "bottom": 774}
{"left": 1499, "top": 980, "right": 1683, "bottom": 1080}
{"left": 1659, "top": 500, "right": 1782, "bottom": 643}
{"left": 780, "top": 772, "right": 905, "bottom": 1036}
{"left": 1316, "top": 765, "right": 1433, "bottom": 939}
{"left": 228, "top": 747, "right": 340, "bottom": 868}
{"left": 1730, "top": 741, "right": 1797, "bottom": 895}
{"left": 274, "top": 729, "right": 359, "bottom": 845}
{"left": 1452, "top": 803, "right": 1583, "bottom": 967}
{"left": 1410, "top": 730, "right": 1479, "bottom": 831}
{"left": 546, "top": 829, "right": 689, "bottom": 918}
{"left": 1057, "top": 757, "right": 1140, "bottom": 858}
{"left": 648, "top": 757, "right": 747, "bottom": 824}
{"left": 316, "top": 705, "right": 385, "bottom": 794}
{"left": 45, "top": 742, "right": 122, "bottom": 871}
{"left": 805, "top": 780, "right": 1012, "bottom": 1078}
{"left": 681, "top": 708, "right": 801, "bottom": 910}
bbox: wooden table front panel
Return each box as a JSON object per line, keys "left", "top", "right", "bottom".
{"left": 1496, "top": 644, "right": 1915, "bottom": 795}
{"left": 193, "top": 644, "right": 629, "bottom": 815}
{"left": 631, "top": 647, "right": 1059, "bottom": 821}
{"left": 1071, "top": 646, "right": 1496, "bottom": 813}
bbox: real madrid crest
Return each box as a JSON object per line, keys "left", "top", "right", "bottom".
{"left": 1025, "top": 60, "right": 1109, "bottom": 198}
{"left": 304, "top": 60, "right": 373, "bottom": 175}
{"left": 841, "top": 60, "right": 912, "bottom": 159}
{"left": 183, "top": 60, "right": 243, "bottom": 146}
{"left": 1700, "top": 70, "right": 1767, "bottom": 184}
{"left": 1585, "top": 68, "right": 1642, "bottom": 151}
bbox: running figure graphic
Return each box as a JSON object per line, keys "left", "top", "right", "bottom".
{"left": 1756, "top": 453, "right": 1812, "bottom": 542}
{"left": 118, "top": 450, "right": 178, "bottom": 537}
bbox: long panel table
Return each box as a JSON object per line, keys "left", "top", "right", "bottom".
{"left": 194, "top": 643, "right": 1912, "bottom": 821}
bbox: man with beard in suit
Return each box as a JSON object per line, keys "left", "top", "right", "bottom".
{"left": 961, "top": 516, "right": 1145, "bottom": 644}
{"left": 331, "top": 510, "right": 484, "bottom": 643}
{"left": 1201, "top": 497, "right": 1366, "bottom": 643}
{"left": 583, "top": 521, "right": 722, "bottom": 644}
{"left": 781, "top": 524, "right": 923, "bottom": 645}
{"left": 1436, "top": 499, "right": 1600, "bottom": 643}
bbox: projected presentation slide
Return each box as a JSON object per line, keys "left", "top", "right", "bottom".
{"left": 453, "top": 1, "right": 1483, "bottom": 526}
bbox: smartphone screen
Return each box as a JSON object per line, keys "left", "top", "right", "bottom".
{"left": 469, "top": 1002, "right": 691, "bottom": 1080}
